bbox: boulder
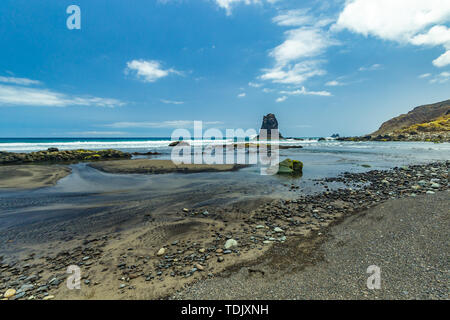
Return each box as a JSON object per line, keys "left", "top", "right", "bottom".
{"left": 277, "top": 158, "right": 303, "bottom": 175}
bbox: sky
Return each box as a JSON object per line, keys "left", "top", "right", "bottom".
{"left": 0, "top": 0, "right": 449, "bottom": 137}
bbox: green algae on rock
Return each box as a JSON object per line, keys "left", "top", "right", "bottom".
{"left": 277, "top": 158, "right": 303, "bottom": 175}
{"left": 0, "top": 149, "right": 131, "bottom": 165}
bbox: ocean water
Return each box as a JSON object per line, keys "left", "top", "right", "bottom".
{"left": 0, "top": 138, "right": 448, "bottom": 232}
{"left": 1, "top": 137, "right": 449, "bottom": 190}
{"left": 1, "top": 137, "right": 449, "bottom": 166}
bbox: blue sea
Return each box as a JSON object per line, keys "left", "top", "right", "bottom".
{"left": 0, "top": 137, "right": 449, "bottom": 234}
{"left": 1, "top": 137, "right": 449, "bottom": 179}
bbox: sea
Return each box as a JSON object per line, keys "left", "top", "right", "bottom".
{"left": 0, "top": 137, "right": 448, "bottom": 233}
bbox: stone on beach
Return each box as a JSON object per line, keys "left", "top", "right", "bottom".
{"left": 4, "top": 289, "right": 16, "bottom": 299}
{"left": 195, "top": 264, "right": 204, "bottom": 271}
{"left": 157, "top": 248, "right": 166, "bottom": 256}
{"left": 224, "top": 239, "right": 238, "bottom": 249}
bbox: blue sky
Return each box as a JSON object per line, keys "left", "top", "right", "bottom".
{"left": 0, "top": 0, "right": 449, "bottom": 137}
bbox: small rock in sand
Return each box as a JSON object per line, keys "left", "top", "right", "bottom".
{"left": 4, "top": 289, "right": 16, "bottom": 299}
{"left": 224, "top": 239, "right": 238, "bottom": 249}
{"left": 157, "top": 248, "right": 166, "bottom": 256}
{"left": 195, "top": 264, "right": 204, "bottom": 271}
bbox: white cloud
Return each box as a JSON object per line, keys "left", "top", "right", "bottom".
{"left": 273, "top": 9, "right": 333, "bottom": 28}
{"left": 276, "top": 96, "right": 287, "bottom": 103}
{"left": 160, "top": 99, "right": 184, "bottom": 104}
{"left": 433, "top": 50, "right": 450, "bottom": 67}
{"left": 359, "top": 64, "right": 382, "bottom": 72}
{"left": 272, "top": 9, "right": 313, "bottom": 27}
{"left": 418, "top": 73, "right": 432, "bottom": 78}
{"left": 270, "top": 28, "right": 337, "bottom": 66}
{"left": 259, "top": 9, "right": 337, "bottom": 87}
{"left": 334, "top": 0, "right": 450, "bottom": 42}
{"left": 0, "top": 76, "right": 42, "bottom": 86}
{"left": 260, "top": 60, "right": 326, "bottom": 85}
{"left": 325, "top": 80, "right": 342, "bottom": 86}
{"left": 334, "top": 0, "right": 450, "bottom": 67}
{"left": 106, "top": 120, "right": 222, "bottom": 129}
{"left": 237, "top": 92, "right": 246, "bottom": 98}
{"left": 429, "top": 71, "right": 450, "bottom": 83}
{"left": 410, "top": 25, "right": 450, "bottom": 47}
{"left": 0, "top": 84, "right": 125, "bottom": 107}
{"left": 125, "top": 59, "right": 182, "bottom": 83}
{"left": 280, "top": 86, "right": 332, "bottom": 97}
{"left": 248, "top": 81, "right": 262, "bottom": 88}
{"left": 214, "top": 0, "right": 278, "bottom": 15}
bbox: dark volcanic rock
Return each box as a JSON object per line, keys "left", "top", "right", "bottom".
{"left": 0, "top": 149, "right": 131, "bottom": 165}
{"left": 169, "top": 141, "right": 190, "bottom": 147}
{"left": 259, "top": 113, "right": 283, "bottom": 139}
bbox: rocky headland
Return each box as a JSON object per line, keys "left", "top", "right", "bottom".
{"left": 338, "top": 99, "right": 450, "bottom": 142}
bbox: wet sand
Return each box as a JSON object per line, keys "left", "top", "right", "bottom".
{"left": 89, "top": 159, "right": 245, "bottom": 174}
{"left": 0, "top": 165, "right": 71, "bottom": 189}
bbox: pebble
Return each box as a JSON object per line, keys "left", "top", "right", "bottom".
{"left": 274, "top": 227, "right": 284, "bottom": 233}
{"left": 13, "top": 292, "right": 26, "bottom": 299}
{"left": 157, "top": 248, "right": 166, "bottom": 256}
{"left": 4, "top": 289, "right": 16, "bottom": 299}
{"left": 195, "top": 264, "right": 204, "bottom": 271}
{"left": 224, "top": 239, "right": 238, "bottom": 249}
{"left": 43, "top": 295, "right": 55, "bottom": 300}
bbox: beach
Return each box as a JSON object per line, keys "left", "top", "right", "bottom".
{"left": 0, "top": 139, "right": 448, "bottom": 300}
{"left": 173, "top": 191, "right": 449, "bottom": 300}
{"left": 0, "top": 165, "right": 71, "bottom": 189}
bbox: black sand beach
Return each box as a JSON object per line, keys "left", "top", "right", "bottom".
{"left": 0, "top": 159, "right": 448, "bottom": 300}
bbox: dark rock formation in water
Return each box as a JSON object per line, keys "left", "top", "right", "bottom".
{"left": 259, "top": 113, "right": 283, "bottom": 139}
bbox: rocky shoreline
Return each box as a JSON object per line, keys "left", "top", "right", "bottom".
{"left": 0, "top": 149, "right": 131, "bottom": 165}
{"left": 336, "top": 131, "right": 449, "bottom": 142}
{"left": 0, "top": 160, "right": 448, "bottom": 300}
